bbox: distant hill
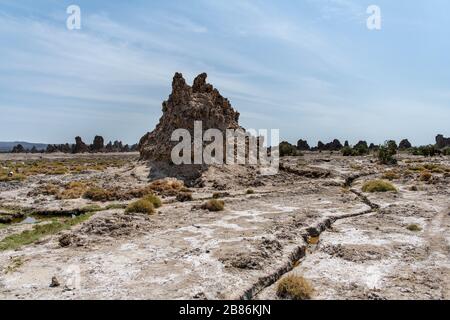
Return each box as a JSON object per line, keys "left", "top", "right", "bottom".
{"left": 0, "top": 141, "right": 48, "bottom": 152}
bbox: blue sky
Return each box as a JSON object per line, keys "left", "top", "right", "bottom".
{"left": 0, "top": 0, "right": 449, "bottom": 146}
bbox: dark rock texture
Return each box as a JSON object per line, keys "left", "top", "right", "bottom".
{"left": 354, "top": 141, "right": 368, "bottom": 150}
{"left": 72, "top": 136, "right": 89, "bottom": 154}
{"left": 297, "top": 139, "right": 310, "bottom": 151}
{"left": 139, "top": 72, "right": 242, "bottom": 162}
{"left": 91, "top": 136, "right": 105, "bottom": 152}
{"left": 399, "top": 139, "right": 412, "bottom": 150}
{"left": 318, "top": 139, "right": 343, "bottom": 151}
{"left": 11, "top": 144, "right": 25, "bottom": 153}
{"left": 436, "top": 134, "right": 450, "bottom": 149}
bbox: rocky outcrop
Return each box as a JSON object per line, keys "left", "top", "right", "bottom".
{"left": 317, "top": 141, "right": 325, "bottom": 150}
{"left": 72, "top": 136, "right": 89, "bottom": 154}
{"left": 399, "top": 139, "right": 412, "bottom": 150}
{"left": 317, "top": 139, "right": 343, "bottom": 151}
{"left": 139, "top": 72, "right": 241, "bottom": 162}
{"left": 11, "top": 144, "right": 25, "bottom": 153}
{"left": 44, "top": 139, "right": 135, "bottom": 154}
{"left": 436, "top": 134, "right": 450, "bottom": 149}
{"left": 91, "top": 136, "right": 104, "bottom": 152}
{"left": 297, "top": 139, "right": 310, "bottom": 151}
{"left": 46, "top": 143, "right": 72, "bottom": 153}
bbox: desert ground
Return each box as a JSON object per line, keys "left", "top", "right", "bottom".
{"left": 0, "top": 151, "right": 448, "bottom": 300}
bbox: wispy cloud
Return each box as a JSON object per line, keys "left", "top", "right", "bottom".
{"left": 0, "top": 0, "right": 448, "bottom": 145}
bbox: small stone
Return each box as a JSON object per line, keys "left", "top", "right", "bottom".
{"left": 50, "top": 276, "right": 60, "bottom": 288}
{"left": 58, "top": 234, "right": 72, "bottom": 247}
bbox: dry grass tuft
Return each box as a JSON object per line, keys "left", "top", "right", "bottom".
{"left": 201, "top": 199, "right": 225, "bottom": 212}
{"left": 125, "top": 199, "right": 155, "bottom": 215}
{"left": 406, "top": 224, "right": 422, "bottom": 232}
{"left": 176, "top": 192, "right": 193, "bottom": 202}
{"left": 362, "top": 180, "right": 397, "bottom": 193}
{"left": 147, "top": 178, "right": 187, "bottom": 196}
{"left": 83, "top": 187, "right": 117, "bottom": 202}
{"left": 277, "top": 275, "right": 313, "bottom": 300}
{"left": 142, "top": 194, "right": 162, "bottom": 208}
{"left": 381, "top": 170, "right": 400, "bottom": 181}
{"left": 419, "top": 171, "right": 432, "bottom": 182}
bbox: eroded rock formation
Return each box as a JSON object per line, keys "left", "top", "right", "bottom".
{"left": 139, "top": 72, "right": 242, "bottom": 162}
{"left": 72, "top": 136, "right": 89, "bottom": 154}
{"left": 436, "top": 134, "right": 450, "bottom": 149}
{"left": 297, "top": 139, "right": 310, "bottom": 151}
{"left": 317, "top": 139, "right": 343, "bottom": 151}
{"left": 91, "top": 136, "right": 105, "bottom": 152}
{"left": 399, "top": 139, "right": 412, "bottom": 150}
{"left": 11, "top": 144, "right": 25, "bottom": 153}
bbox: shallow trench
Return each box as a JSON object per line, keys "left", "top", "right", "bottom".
{"left": 240, "top": 174, "right": 380, "bottom": 300}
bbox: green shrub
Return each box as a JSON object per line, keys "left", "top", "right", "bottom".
{"left": 362, "top": 180, "right": 397, "bottom": 193}
{"left": 142, "top": 194, "right": 162, "bottom": 208}
{"left": 377, "top": 141, "right": 397, "bottom": 165}
{"left": 279, "top": 141, "right": 303, "bottom": 157}
{"left": 246, "top": 189, "right": 255, "bottom": 194}
{"left": 353, "top": 141, "right": 370, "bottom": 155}
{"left": 443, "top": 148, "right": 450, "bottom": 156}
{"left": 201, "top": 199, "right": 225, "bottom": 212}
{"left": 276, "top": 275, "right": 313, "bottom": 300}
{"left": 125, "top": 199, "right": 155, "bottom": 214}
{"left": 406, "top": 224, "right": 422, "bottom": 232}
{"left": 410, "top": 145, "right": 438, "bottom": 157}
{"left": 341, "top": 146, "right": 354, "bottom": 156}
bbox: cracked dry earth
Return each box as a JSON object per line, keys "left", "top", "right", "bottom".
{"left": 0, "top": 152, "right": 449, "bottom": 300}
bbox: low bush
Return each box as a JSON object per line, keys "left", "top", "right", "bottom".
{"left": 83, "top": 187, "right": 116, "bottom": 202}
{"left": 341, "top": 146, "right": 354, "bottom": 156}
{"left": 419, "top": 171, "right": 432, "bottom": 182}
{"left": 362, "top": 180, "right": 397, "bottom": 193}
{"left": 279, "top": 141, "right": 303, "bottom": 157}
{"left": 125, "top": 199, "right": 155, "bottom": 215}
{"left": 201, "top": 199, "right": 225, "bottom": 211}
{"left": 406, "top": 224, "right": 422, "bottom": 232}
{"left": 381, "top": 170, "right": 400, "bottom": 180}
{"left": 142, "top": 194, "right": 162, "bottom": 208}
{"left": 377, "top": 141, "right": 397, "bottom": 165}
{"left": 410, "top": 145, "right": 439, "bottom": 157}
{"left": 176, "top": 192, "right": 193, "bottom": 202}
{"left": 276, "top": 275, "right": 313, "bottom": 300}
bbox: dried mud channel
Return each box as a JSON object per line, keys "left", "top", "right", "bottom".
{"left": 0, "top": 153, "right": 449, "bottom": 299}
{"left": 243, "top": 173, "right": 380, "bottom": 300}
